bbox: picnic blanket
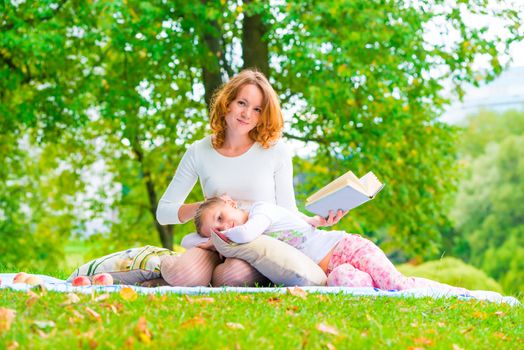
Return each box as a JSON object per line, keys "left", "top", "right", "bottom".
{"left": 0, "top": 273, "right": 520, "bottom": 306}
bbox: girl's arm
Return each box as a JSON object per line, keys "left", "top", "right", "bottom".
{"left": 156, "top": 145, "right": 200, "bottom": 225}
{"left": 223, "top": 214, "right": 272, "bottom": 243}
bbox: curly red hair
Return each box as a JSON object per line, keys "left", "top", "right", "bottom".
{"left": 209, "top": 69, "right": 283, "bottom": 149}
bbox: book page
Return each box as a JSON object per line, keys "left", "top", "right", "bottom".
{"left": 306, "top": 171, "right": 367, "bottom": 204}
{"left": 359, "top": 172, "right": 383, "bottom": 197}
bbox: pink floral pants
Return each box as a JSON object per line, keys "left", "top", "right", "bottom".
{"left": 326, "top": 235, "right": 470, "bottom": 295}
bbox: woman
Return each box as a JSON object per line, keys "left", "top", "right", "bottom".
{"left": 156, "top": 69, "right": 345, "bottom": 286}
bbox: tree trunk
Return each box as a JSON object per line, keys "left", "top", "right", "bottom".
{"left": 132, "top": 141, "right": 174, "bottom": 249}
{"left": 242, "top": 1, "right": 269, "bottom": 77}
{"left": 201, "top": 2, "right": 225, "bottom": 109}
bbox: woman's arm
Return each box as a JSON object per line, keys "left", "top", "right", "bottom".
{"left": 156, "top": 145, "right": 200, "bottom": 225}
{"left": 274, "top": 142, "right": 299, "bottom": 212}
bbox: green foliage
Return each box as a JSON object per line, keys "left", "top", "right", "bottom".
{"left": 1, "top": 289, "right": 522, "bottom": 348}
{"left": 1, "top": 0, "right": 522, "bottom": 269}
{"left": 452, "top": 110, "right": 524, "bottom": 295}
{"left": 397, "top": 257, "right": 503, "bottom": 293}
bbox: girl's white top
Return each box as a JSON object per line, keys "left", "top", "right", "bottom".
{"left": 225, "top": 202, "right": 346, "bottom": 263}
{"left": 156, "top": 135, "right": 298, "bottom": 227}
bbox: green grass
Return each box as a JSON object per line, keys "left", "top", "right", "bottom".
{"left": 1, "top": 289, "right": 522, "bottom": 349}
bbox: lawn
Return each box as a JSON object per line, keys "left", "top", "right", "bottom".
{"left": 1, "top": 287, "right": 522, "bottom": 349}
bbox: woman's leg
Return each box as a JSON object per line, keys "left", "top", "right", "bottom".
{"left": 327, "top": 263, "right": 374, "bottom": 287}
{"left": 331, "top": 235, "right": 470, "bottom": 294}
{"left": 160, "top": 247, "right": 221, "bottom": 286}
{"left": 212, "top": 258, "right": 271, "bottom": 287}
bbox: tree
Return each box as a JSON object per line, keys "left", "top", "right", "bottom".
{"left": 452, "top": 110, "right": 524, "bottom": 294}
{"left": 1, "top": 1, "right": 522, "bottom": 269}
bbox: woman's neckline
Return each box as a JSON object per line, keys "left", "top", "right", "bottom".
{"left": 209, "top": 135, "right": 258, "bottom": 159}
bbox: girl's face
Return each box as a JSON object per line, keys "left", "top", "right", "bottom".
{"left": 200, "top": 202, "right": 247, "bottom": 237}
{"left": 224, "top": 84, "right": 263, "bottom": 136}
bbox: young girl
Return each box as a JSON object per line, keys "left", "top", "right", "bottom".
{"left": 194, "top": 197, "right": 470, "bottom": 294}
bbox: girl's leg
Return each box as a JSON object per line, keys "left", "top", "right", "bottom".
{"left": 327, "top": 263, "right": 374, "bottom": 287}
{"left": 331, "top": 235, "right": 470, "bottom": 294}
{"left": 212, "top": 258, "right": 271, "bottom": 287}
{"left": 160, "top": 247, "right": 221, "bottom": 286}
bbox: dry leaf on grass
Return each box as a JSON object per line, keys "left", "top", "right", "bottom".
{"left": 287, "top": 287, "right": 307, "bottom": 299}
{"left": 120, "top": 287, "right": 138, "bottom": 301}
{"left": 452, "top": 344, "right": 464, "bottom": 350}
{"left": 414, "top": 337, "right": 433, "bottom": 346}
{"left": 267, "top": 297, "right": 281, "bottom": 305}
{"left": 62, "top": 293, "right": 81, "bottom": 305}
{"left": 184, "top": 295, "right": 215, "bottom": 304}
{"left": 226, "top": 322, "right": 245, "bottom": 330}
{"left": 26, "top": 291, "right": 40, "bottom": 307}
{"left": 134, "top": 316, "right": 152, "bottom": 344}
{"left": 0, "top": 308, "right": 16, "bottom": 334}
{"left": 94, "top": 293, "right": 110, "bottom": 302}
{"left": 85, "top": 307, "right": 102, "bottom": 322}
{"left": 326, "top": 343, "right": 336, "bottom": 350}
{"left": 316, "top": 322, "right": 340, "bottom": 336}
{"left": 181, "top": 316, "right": 206, "bottom": 328}
{"left": 6, "top": 341, "right": 19, "bottom": 350}
{"left": 494, "top": 311, "right": 506, "bottom": 317}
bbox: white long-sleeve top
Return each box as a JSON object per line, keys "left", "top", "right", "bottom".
{"left": 224, "top": 202, "right": 346, "bottom": 263}
{"left": 157, "top": 135, "right": 298, "bottom": 240}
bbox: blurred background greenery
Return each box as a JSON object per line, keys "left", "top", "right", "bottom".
{"left": 1, "top": 0, "right": 522, "bottom": 295}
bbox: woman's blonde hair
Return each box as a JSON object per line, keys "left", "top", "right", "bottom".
{"left": 209, "top": 69, "right": 283, "bottom": 149}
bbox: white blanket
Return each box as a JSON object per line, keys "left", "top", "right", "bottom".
{"left": 0, "top": 273, "right": 519, "bottom": 306}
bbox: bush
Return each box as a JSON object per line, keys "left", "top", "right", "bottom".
{"left": 397, "top": 257, "right": 503, "bottom": 293}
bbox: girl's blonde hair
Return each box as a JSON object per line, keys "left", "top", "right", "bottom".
{"left": 209, "top": 69, "right": 283, "bottom": 149}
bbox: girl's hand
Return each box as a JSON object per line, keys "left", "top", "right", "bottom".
{"left": 196, "top": 239, "right": 216, "bottom": 251}
{"left": 306, "top": 210, "right": 348, "bottom": 228}
{"left": 211, "top": 227, "right": 232, "bottom": 243}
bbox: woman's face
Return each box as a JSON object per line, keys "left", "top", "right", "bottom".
{"left": 225, "top": 84, "right": 263, "bottom": 136}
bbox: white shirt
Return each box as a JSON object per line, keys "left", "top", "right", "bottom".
{"left": 156, "top": 135, "right": 298, "bottom": 226}
{"left": 225, "top": 202, "right": 346, "bottom": 263}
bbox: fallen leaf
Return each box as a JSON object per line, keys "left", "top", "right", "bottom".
{"left": 286, "top": 305, "right": 299, "bottom": 315}
{"left": 452, "top": 344, "right": 464, "bottom": 350}
{"left": 94, "top": 293, "right": 110, "bottom": 302}
{"left": 437, "top": 322, "right": 446, "bottom": 327}
{"left": 288, "top": 287, "right": 307, "bottom": 299}
{"left": 326, "top": 343, "right": 336, "bottom": 350}
{"left": 26, "top": 291, "right": 40, "bottom": 307}
{"left": 317, "top": 295, "right": 328, "bottom": 302}
{"left": 0, "top": 308, "right": 16, "bottom": 334}
{"left": 407, "top": 347, "right": 425, "bottom": 350}
{"left": 494, "top": 332, "right": 507, "bottom": 340}
{"left": 494, "top": 311, "right": 506, "bottom": 317}
{"left": 6, "top": 341, "right": 19, "bottom": 350}
{"left": 181, "top": 316, "right": 206, "bottom": 328}
{"left": 120, "top": 287, "right": 138, "bottom": 301}
{"left": 134, "top": 316, "right": 152, "bottom": 344}
{"left": 410, "top": 321, "right": 418, "bottom": 328}
{"left": 414, "top": 337, "right": 433, "bottom": 346}
{"left": 472, "top": 311, "right": 487, "bottom": 319}
{"left": 226, "top": 322, "right": 245, "bottom": 330}
{"left": 461, "top": 326, "right": 474, "bottom": 334}
{"left": 85, "top": 307, "right": 102, "bottom": 322}
{"left": 184, "top": 296, "right": 215, "bottom": 304}
{"left": 62, "top": 293, "right": 81, "bottom": 306}
{"left": 267, "top": 297, "right": 281, "bottom": 305}
{"left": 316, "top": 322, "right": 339, "bottom": 336}
{"left": 124, "top": 336, "right": 135, "bottom": 349}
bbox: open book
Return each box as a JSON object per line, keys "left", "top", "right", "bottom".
{"left": 305, "top": 171, "right": 384, "bottom": 217}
